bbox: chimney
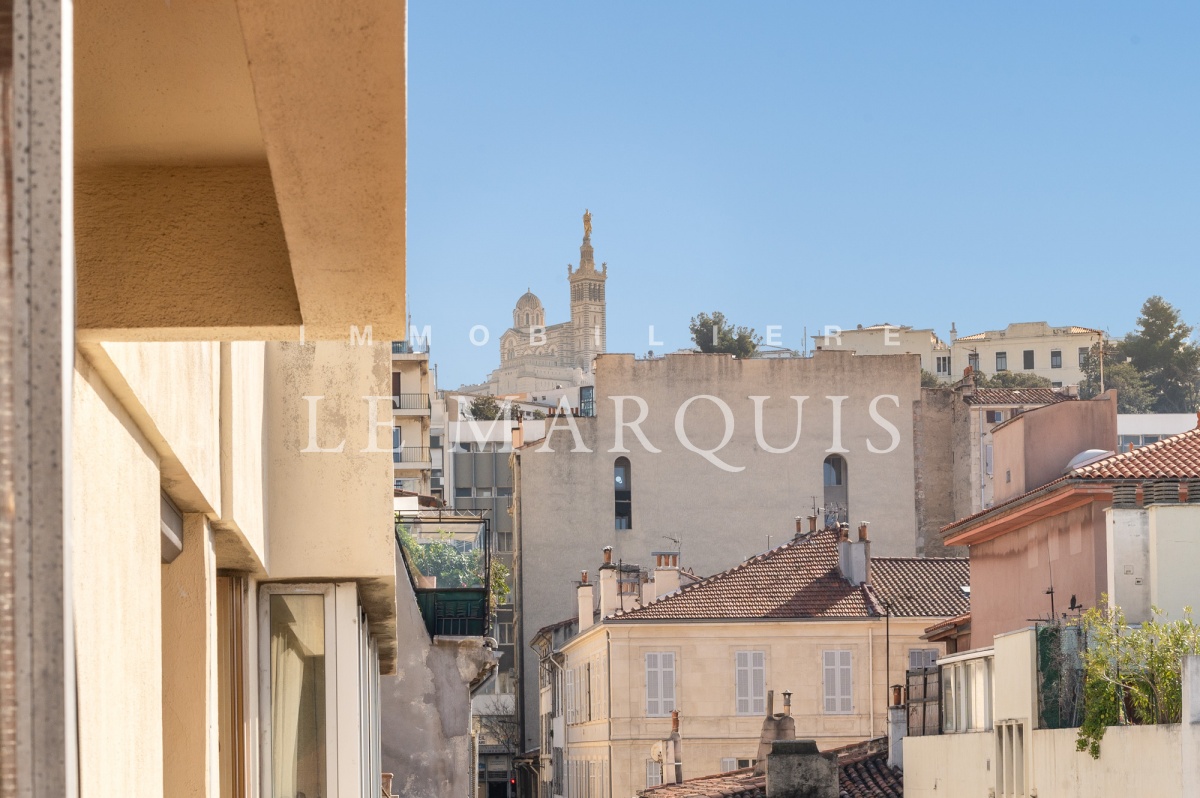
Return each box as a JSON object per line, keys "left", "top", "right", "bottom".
{"left": 653, "top": 551, "right": 680, "bottom": 598}
{"left": 511, "top": 418, "right": 524, "bottom": 449}
{"left": 599, "top": 548, "right": 618, "bottom": 618}
{"left": 808, "top": 515, "right": 817, "bottom": 534}
{"left": 765, "top": 740, "right": 838, "bottom": 798}
{"left": 887, "top": 686, "right": 907, "bottom": 770}
{"left": 795, "top": 516, "right": 803, "bottom": 535}
{"left": 754, "top": 690, "right": 797, "bottom": 775}
{"left": 838, "top": 523, "right": 870, "bottom": 586}
{"left": 665, "top": 710, "right": 684, "bottom": 784}
{"left": 577, "top": 571, "right": 594, "bottom": 632}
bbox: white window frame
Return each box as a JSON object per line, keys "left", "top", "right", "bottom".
{"left": 645, "top": 652, "right": 676, "bottom": 717}
{"left": 258, "top": 582, "right": 379, "bottom": 798}
{"left": 908, "top": 648, "right": 939, "bottom": 671}
{"left": 822, "top": 649, "right": 853, "bottom": 714}
{"left": 735, "top": 651, "right": 766, "bottom": 715}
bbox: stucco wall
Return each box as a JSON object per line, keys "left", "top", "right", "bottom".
{"left": 381, "top": 557, "right": 493, "bottom": 798}
{"left": 518, "top": 351, "right": 922, "bottom": 750}
{"left": 913, "top": 388, "right": 967, "bottom": 556}
{"left": 1148, "top": 505, "right": 1200, "bottom": 620}
{"left": 72, "top": 359, "right": 165, "bottom": 797}
{"left": 218, "top": 341, "right": 267, "bottom": 569}
{"left": 903, "top": 731, "right": 994, "bottom": 798}
{"left": 95, "top": 340, "right": 222, "bottom": 513}
{"left": 1106, "top": 507, "right": 1151, "bottom": 623}
{"left": 264, "top": 341, "right": 398, "bottom": 660}
{"left": 971, "top": 503, "right": 1106, "bottom": 643}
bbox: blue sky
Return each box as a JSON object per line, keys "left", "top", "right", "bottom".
{"left": 407, "top": 2, "right": 1200, "bottom": 388}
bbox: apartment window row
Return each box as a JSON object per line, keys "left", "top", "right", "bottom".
{"left": 453, "top": 486, "right": 513, "bottom": 499}
{"left": 935, "top": 355, "right": 951, "bottom": 375}
{"left": 990, "top": 349, "right": 1063, "bottom": 372}
{"left": 719, "top": 758, "right": 756, "bottom": 773}
{"left": 566, "top": 759, "right": 607, "bottom": 798}
{"left": 565, "top": 658, "right": 608, "bottom": 725}
{"left": 642, "top": 650, "right": 853, "bottom": 717}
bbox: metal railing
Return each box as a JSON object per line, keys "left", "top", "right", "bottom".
{"left": 392, "top": 393, "right": 431, "bottom": 411}
{"left": 393, "top": 446, "right": 431, "bottom": 465}
{"left": 392, "top": 340, "right": 429, "bottom": 355}
{"left": 413, "top": 588, "right": 488, "bottom": 637}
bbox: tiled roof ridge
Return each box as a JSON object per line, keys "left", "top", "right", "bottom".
{"left": 1072, "top": 424, "right": 1200, "bottom": 479}
{"left": 610, "top": 530, "right": 832, "bottom": 618}
{"left": 873, "top": 554, "right": 968, "bottom": 564}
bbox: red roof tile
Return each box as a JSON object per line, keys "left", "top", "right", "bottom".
{"left": 609, "top": 531, "right": 968, "bottom": 622}
{"left": 638, "top": 745, "right": 901, "bottom": 798}
{"left": 963, "top": 388, "right": 1076, "bottom": 406}
{"left": 1072, "top": 425, "right": 1200, "bottom": 480}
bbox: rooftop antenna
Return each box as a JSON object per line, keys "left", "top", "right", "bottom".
{"left": 1045, "top": 559, "right": 1056, "bottom": 619}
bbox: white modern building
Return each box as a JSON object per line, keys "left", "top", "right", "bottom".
{"left": 951, "top": 322, "right": 1104, "bottom": 387}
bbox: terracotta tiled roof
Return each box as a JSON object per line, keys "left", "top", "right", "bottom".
{"left": 609, "top": 531, "right": 968, "bottom": 622}
{"left": 869, "top": 557, "right": 971, "bottom": 617}
{"left": 962, "top": 388, "right": 1075, "bottom": 406}
{"left": 954, "top": 326, "right": 1102, "bottom": 342}
{"left": 638, "top": 748, "right": 901, "bottom": 798}
{"left": 1072, "top": 425, "right": 1200, "bottom": 480}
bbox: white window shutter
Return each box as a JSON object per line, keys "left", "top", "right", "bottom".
{"left": 720, "top": 757, "right": 737, "bottom": 773}
{"left": 751, "top": 651, "right": 766, "bottom": 715}
{"left": 838, "top": 650, "right": 853, "bottom": 713}
{"left": 565, "top": 668, "right": 575, "bottom": 724}
{"left": 662, "top": 652, "right": 676, "bottom": 713}
{"left": 735, "top": 651, "right": 750, "bottom": 714}
{"left": 646, "top": 653, "right": 660, "bottom": 716}
{"left": 823, "top": 651, "right": 837, "bottom": 713}
{"left": 646, "top": 760, "right": 662, "bottom": 787}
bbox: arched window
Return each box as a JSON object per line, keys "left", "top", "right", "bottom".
{"left": 823, "top": 455, "right": 848, "bottom": 526}
{"left": 614, "top": 457, "right": 632, "bottom": 530}
{"left": 525, "top": 313, "right": 530, "bottom": 326}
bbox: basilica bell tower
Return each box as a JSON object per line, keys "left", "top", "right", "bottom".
{"left": 568, "top": 209, "right": 607, "bottom": 369}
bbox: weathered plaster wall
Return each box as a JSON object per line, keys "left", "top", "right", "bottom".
{"left": 264, "top": 341, "right": 398, "bottom": 665}
{"left": 381, "top": 558, "right": 493, "bottom": 798}
{"left": 913, "top": 388, "right": 967, "bottom": 557}
{"left": 1148, "top": 504, "right": 1200, "bottom": 620}
{"left": 72, "top": 358, "right": 164, "bottom": 797}
{"left": 970, "top": 503, "right": 1106, "bottom": 643}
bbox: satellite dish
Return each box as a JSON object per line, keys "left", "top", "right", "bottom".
{"left": 650, "top": 741, "right": 664, "bottom": 763}
{"left": 1064, "top": 449, "right": 1114, "bottom": 473}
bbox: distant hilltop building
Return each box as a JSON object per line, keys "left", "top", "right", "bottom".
{"left": 474, "top": 210, "right": 608, "bottom": 395}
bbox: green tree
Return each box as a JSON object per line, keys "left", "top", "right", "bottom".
{"left": 974, "top": 370, "right": 1053, "bottom": 389}
{"left": 920, "top": 369, "right": 942, "bottom": 388}
{"left": 1122, "top": 296, "right": 1200, "bottom": 412}
{"left": 1076, "top": 600, "right": 1200, "bottom": 758}
{"left": 469, "top": 395, "right": 502, "bottom": 420}
{"left": 1079, "top": 342, "right": 1155, "bottom": 413}
{"left": 689, "top": 311, "right": 762, "bottom": 359}
{"left": 398, "top": 525, "right": 511, "bottom": 609}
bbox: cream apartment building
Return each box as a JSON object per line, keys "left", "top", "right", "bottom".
{"left": 534, "top": 530, "right": 968, "bottom": 798}
{"left": 392, "top": 342, "right": 434, "bottom": 495}
{"left": 812, "top": 324, "right": 953, "bottom": 380}
{"left": 2, "top": 1, "right": 409, "bottom": 796}
{"left": 951, "top": 322, "right": 1103, "bottom": 387}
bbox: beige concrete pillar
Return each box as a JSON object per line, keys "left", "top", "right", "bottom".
{"left": 162, "top": 515, "right": 219, "bottom": 798}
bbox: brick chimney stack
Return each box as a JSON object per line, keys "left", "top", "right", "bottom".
{"left": 653, "top": 551, "right": 680, "bottom": 598}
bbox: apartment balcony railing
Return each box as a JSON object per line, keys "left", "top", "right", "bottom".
{"left": 413, "top": 587, "right": 488, "bottom": 637}
{"left": 392, "top": 340, "right": 429, "bottom": 355}
{"left": 392, "top": 393, "right": 431, "bottom": 412}
{"left": 393, "top": 446, "right": 431, "bottom": 466}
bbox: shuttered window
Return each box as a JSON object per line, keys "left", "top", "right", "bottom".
{"left": 823, "top": 650, "right": 853, "bottom": 714}
{"left": 645, "top": 652, "right": 676, "bottom": 716}
{"left": 646, "top": 760, "right": 662, "bottom": 788}
{"left": 735, "top": 651, "right": 766, "bottom": 715}
{"left": 565, "top": 667, "right": 575, "bottom": 724}
{"left": 720, "top": 758, "right": 737, "bottom": 773}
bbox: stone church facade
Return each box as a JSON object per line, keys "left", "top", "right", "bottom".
{"left": 481, "top": 212, "right": 608, "bottom": 395}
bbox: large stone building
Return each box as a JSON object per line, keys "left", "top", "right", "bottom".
{"left": 512, "top": 349, "right": 927, "bottom": 752}
{"left": 479, "top": 211, "right": 608, "bottom": 395}
{"left": 950, "top": 321, "right": 1104, "bottom": 388}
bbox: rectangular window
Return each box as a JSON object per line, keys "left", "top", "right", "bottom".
{"left": 720, "top": 758, "right": 737, "bottom": 773}
{"left": 935, "top": 355, "right": 950, "bottom": 375}
{"left": 1079, "top": 346, "right": 1089, "bottom": 367}
{"left": 454, "top": 487, "right": 472, "bottom": 499}
{"left": 985, "top": 410, "right": 1004, "bottom": 424}
{"left": 995, "top": 351, "right": 1008, "bottom": 372}
{"left": 565, "top": 668, "right": 575, "bottom": 724}
{"left": 496, "top": 486, "right": 514, "bottom": 497}
{"left": 985, "top": 444, "right": 994, "bottom": 477}
{"left": 908, "top": 648, "right": 939, "bottom": 670}
{"left": 391, "top": 427, "right": 401, "bottom": 464}
{"left": 1051, "top": 381, "right": 1062, "bottom": 388}
{"left": 1051, "top": 349, "right": 1062, "bottom": 369}
{"left": 267, "top": 592, "right": 329, "bottom": 798}
{"left": 430, "top": 433, "right": 442, "bottom": 449}
{"left": 476, "top": 487, "right": 493, "bottom": 498}
{"left": 1023, "top": 350, "right": 1035, "bottom": 370}
{"left": 497, "top": 530, "right": 514, "bottom": 553}
{"left": 645, "top": 652, "right": 676, "bottom": 716}
{"left": 822, "top": 650, "right": 852, "bottom": 714}
{"left": 735, "top": 651, "right": 766, "bottom": 715}
{"left": 646, "top": 760, "right": 662, "bottom": 788}
{"left": 968, "top": 353, "right": 980, "bottom": 371}
{"left": 497, "top": 622, "right": 513, "bottom": 645}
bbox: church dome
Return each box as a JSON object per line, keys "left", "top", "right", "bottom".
{"left": 515, "top": 290, "right": 543, "bottom": 311}
{"left": 514, "top": 289, "right": 545, "bottom": 329}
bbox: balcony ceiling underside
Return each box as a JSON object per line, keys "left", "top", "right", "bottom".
{"left": 74, "top": 0, "right": 407, "bottom": 341}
